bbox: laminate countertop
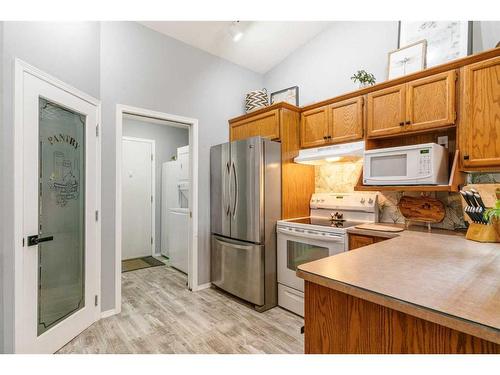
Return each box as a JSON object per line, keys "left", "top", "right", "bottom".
{"left": 296, "top": 228, "right": 500, "bottom": 344}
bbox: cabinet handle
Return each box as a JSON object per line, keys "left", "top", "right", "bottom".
{"left": 405, "top": 120, "right": 411, "bottom": 125}
{"left": 327, "top": 135, "right": 332, "bottom": 139}
{"left": 323, "top": 136, "right": 327, "bottom": 140}
{"left": 463, "top": 155, "right": 470, "bottom": 160}
{"left": 399, "top": 122, "right": 404, "bottom": 126}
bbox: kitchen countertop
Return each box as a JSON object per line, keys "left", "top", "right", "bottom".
{"left": 297, "top": 227, "right": 500, "bottom": 344}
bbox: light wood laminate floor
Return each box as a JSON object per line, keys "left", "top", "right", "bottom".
{"left": 58, "top": 265, "right": 304, "bottom": 354}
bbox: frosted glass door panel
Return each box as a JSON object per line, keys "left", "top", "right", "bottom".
{"left": 38, "top": 98, "right": 85, "bottom": 336}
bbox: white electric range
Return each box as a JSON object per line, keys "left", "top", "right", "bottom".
{"left": 276, "top": 192, "right": 378, "bottom": 316}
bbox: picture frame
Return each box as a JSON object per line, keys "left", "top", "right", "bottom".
{"left": 270, "top": 86, "right": 299, "bottom": 106}
{"left": 398, "top": 21, "right": 472, "bottom": 67}
{"left": 387, "top": 40, "right": 427, "bottom": 80}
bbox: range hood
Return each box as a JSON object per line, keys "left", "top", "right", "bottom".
{"left": 294, "top": 140, "right": 365, "bottom": 165}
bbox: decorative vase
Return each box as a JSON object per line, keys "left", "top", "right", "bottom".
{"left": 245, "top": 88, "right": 269, "bottom": 113}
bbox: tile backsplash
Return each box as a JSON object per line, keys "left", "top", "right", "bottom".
{"left": 314, "top": 160, "right": 475, "bottom": 230}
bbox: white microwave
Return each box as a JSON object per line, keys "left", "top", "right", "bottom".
{"left": 363, "top": 143, "right": 448, "bottom": 185}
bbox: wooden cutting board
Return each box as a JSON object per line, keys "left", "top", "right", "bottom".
{"left": 397, "top": 196, "right": 446, "bottom": 223}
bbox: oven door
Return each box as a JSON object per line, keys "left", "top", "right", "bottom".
{"left": 277, "top": 227, "right": 345, "bottom": 292}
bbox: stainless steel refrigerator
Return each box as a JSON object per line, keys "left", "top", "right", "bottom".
{"left": 210, "top": 136, "right": 281, "bottom": 311}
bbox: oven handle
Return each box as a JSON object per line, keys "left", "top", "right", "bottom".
{"left": 277, "top": 227, "right": 344, "bottom": 242}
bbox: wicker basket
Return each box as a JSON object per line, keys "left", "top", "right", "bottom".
{"left": 245, "top": 89, "right": 269, "bottom": 113}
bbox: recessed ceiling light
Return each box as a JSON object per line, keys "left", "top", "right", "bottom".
{"left": 229, "top": 21, "right": 243, "bottom": 42}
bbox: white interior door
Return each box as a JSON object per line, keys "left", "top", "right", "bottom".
{"left": 122, "top": 137, "right": 154, "bottom": 260}
{"left": 20, "top": 69, "right": 100, "bottom": 353}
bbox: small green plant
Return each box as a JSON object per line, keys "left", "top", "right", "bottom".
{"left": 483, "top": 199, "right": 500, "bottom": 224}
{"left": 351, "top": 70, "right": 376, "bottom": 86}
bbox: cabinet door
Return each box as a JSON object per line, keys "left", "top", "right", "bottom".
{"left": 461, "top": 57, "right": 500, "bottom": 168}
{"left": 348, "top": 234, "right": 374, "bottom": 250}
{"left": 300, "top": 106, "right": 329, "bottom": 148}
{"left": 328, "top": 96, "right": 364, "bottom": 143}
{"left": 406, "top": 70, "right": 456, "bottom": 132}
{"left": 230, "top": 109, "right": 280, "bottom": 141}
{"left": 366, "top": 84, "right": 406, "bottom": 138}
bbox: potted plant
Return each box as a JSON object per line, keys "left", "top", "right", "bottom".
{"left": 351, "top": 70, "right": 376, "bottom": 88}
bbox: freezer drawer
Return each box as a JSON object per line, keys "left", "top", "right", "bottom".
{"left": 211, "top": 235, "right": 265, "bottom": 306}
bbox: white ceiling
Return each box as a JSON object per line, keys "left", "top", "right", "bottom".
{"left": 139, "top": 21, "right": 332, "bottom": 74}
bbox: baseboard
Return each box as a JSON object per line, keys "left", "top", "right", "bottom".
{"left": 192, "top": 282, "right": 211, "bottom": 291}
{"left": 101, "top": 308, "right": 119, "bottom": 319}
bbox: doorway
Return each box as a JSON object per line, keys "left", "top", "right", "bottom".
{"left": 13, "top": 59, "right": 101, "bottom": 353}
{"left": 115, "top": 105, "right": 199, "bottom": 314}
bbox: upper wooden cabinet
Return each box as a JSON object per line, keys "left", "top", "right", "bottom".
{"left": 366, "top": 71, "right": 456, "bottom": 138}
{"left": 329, "top": 97, "right": 364, "bottom": 143}
{"left": 366, "top": 84, "right": 406, "bottom": 138}
{"left": 460, "top": 56, "right": 500, "bottom": 169}
{"left": 300, "top": 106, "right": 329, "bottom": 148}
{"left": 230, "top": 108, "right": 280, "bottom": 141}
{"left": 300, "top": 96, "right": 364, "bottom": 148}
{"left": 406, "top": 70, "right": 456, "bottom": 132}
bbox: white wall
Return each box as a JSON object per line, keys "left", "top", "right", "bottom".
{"left": 122, "top": 118, "right": 189, "bottom": 255}
{"left": 1, "top": 21, "right": 101, "bottom": 353}
{"left": 264, "top": 21, "right": 500, "bottom": 106}
{"left": 264, "top": 22, "right": 398, "bottom": 106}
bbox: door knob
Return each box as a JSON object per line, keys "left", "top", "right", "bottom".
{"left": 27, "top": 235, "right": 54, "bottom": 247}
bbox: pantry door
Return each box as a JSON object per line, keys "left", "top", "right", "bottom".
{"left": 17, "top": 63, "right": 100, "bottom": 353}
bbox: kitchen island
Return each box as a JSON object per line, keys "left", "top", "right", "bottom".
{"left": 296, "top": 229, "right": 500, "bottom": 354}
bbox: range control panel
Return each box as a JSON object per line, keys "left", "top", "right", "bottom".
{"left": 310, "top": 192, "right": 378, "bottom": 212}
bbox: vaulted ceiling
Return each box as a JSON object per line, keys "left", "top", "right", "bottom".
{"left": 139, "top": 21, "right": 332, "bottom": 74}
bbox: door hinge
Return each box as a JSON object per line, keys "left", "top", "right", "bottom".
{"left": 151, "top": 154, "right": 154, "bottom": 161}
{"left": 151, "top": 195, "right": 153, "bottom": 203}
{"left": 454, "top": 111, "right": 457, "bottom": 121}
{"left": 95, "top": 210, "right": 99, "bottom": 221}
{"left": 94, "top": 295, "right": 99, "bottom": 306}
{"left": 189, "top": 211, "right": 192, "bottom": 218}
{"left": 96, "top": 124, "right": 99, "bottom": 137}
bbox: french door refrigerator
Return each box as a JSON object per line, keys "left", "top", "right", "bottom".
{"left": 210, "top": 136, "right": 281, "bottom": 311}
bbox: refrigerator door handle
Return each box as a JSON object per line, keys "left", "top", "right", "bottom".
{"left": 231, "top": 161, "right": 238, "bottom": 217}
{"left": 225, "top": 161, "right": 231, "bottom": 216}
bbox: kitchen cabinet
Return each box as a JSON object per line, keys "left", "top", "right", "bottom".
{"left": 366, "top": 84, "right": 406, "bottom": 138}
{"left": 367, "top": 71, "right": 456, "bottom": 138}
{"left": 460, "top": 56, "right": 500, "bottom": 169}
{"left": 229, "top": 103, "right": 315, "bottom": 219}
{"left": 329, "top": 97, "right": 364, "bottom": 143}
{"left": 230, "top": 108, "right": 280, "bottom": 141}
{"left": 348, "top": 233, "right": 387, "bottom": 250}
{"left": 300, "top": 106, "right": 329, "bottom": 148}
{"left": 300, "top": 96, "right": 364, "bottom": 148}
{"left": 406, "top": 71, "right": 456, "bottom": 132}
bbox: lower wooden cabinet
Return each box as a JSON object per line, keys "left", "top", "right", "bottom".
{"left": 348, "top": 233, "right": 387, "bottom": 250}
{"left": 304, "top": 282, "right": 500, "bottom": 354}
